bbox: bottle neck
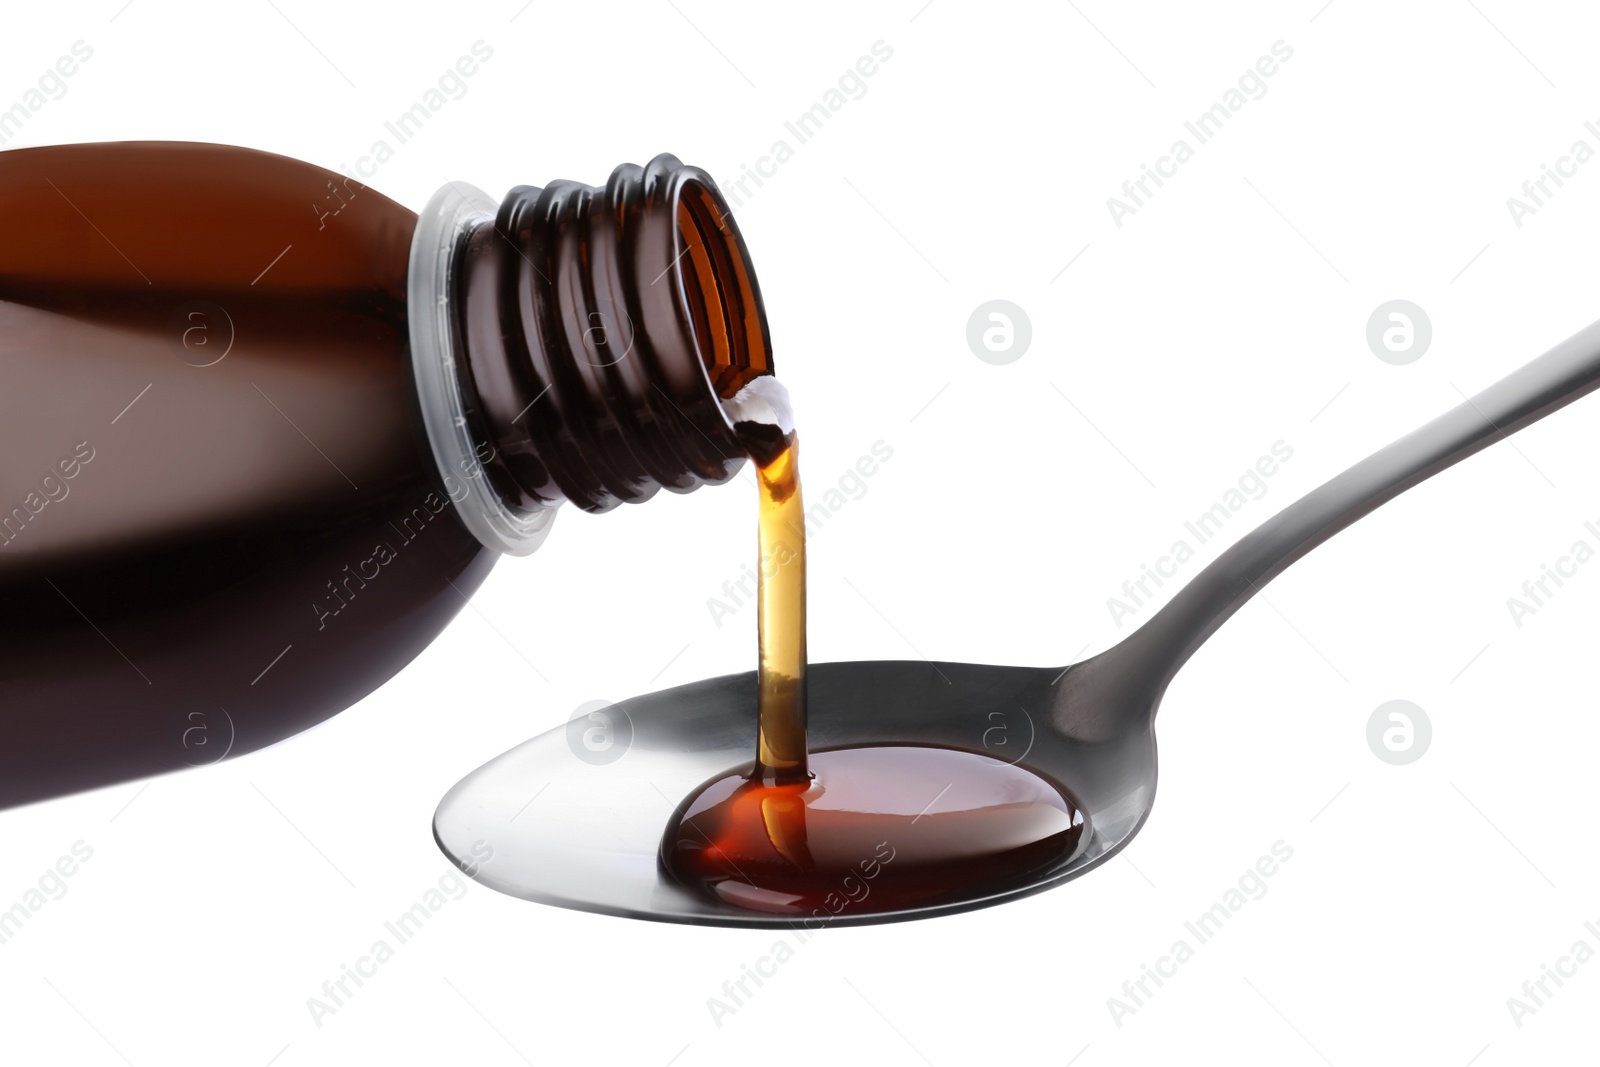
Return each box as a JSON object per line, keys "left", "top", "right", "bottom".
{"left": 408, "top": 155, "right": 773, "bottom": 556}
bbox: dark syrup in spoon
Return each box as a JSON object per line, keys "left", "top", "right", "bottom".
{"left": 660, "top": 381, "right": 1090, "bottom": 918}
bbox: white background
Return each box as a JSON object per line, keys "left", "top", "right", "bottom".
{"left": 3, "top": 1, "right": 1600, "bottom": 1064}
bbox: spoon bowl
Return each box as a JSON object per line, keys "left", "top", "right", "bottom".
{"left": 434, "top": 658, "right": 1157, "bottom": 927}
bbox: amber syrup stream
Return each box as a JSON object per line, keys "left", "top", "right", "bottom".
{"left": 660, "top": 382, "right": 1089, "bottom": 919}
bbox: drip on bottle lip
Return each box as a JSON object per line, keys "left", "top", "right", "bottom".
{"left": 719, "top": 374, "right": 795, "bottom": 436}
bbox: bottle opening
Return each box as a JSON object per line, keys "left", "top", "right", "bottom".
{"left": 673, "top": 182, "right": 773, "bottom": 401}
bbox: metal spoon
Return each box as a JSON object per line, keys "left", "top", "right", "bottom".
{"left": 435, "top": 316, "right": 1600, "bottom": 927}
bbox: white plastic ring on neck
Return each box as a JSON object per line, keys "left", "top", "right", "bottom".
{"left": 408, "top": 181, "right": 558, "bottom": 557}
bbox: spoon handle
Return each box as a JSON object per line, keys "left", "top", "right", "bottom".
{"left": 1117, "top": 315, "right": 1600, "bottom": 700}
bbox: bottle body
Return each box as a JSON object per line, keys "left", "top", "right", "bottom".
{"left": 0, "top": 140, "right": 774, "bottom": 809}
{"left": 0, "top": 141, "right": 492, "bottom": 808}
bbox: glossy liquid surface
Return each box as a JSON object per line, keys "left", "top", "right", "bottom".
{"left": 0, "top": 142, "right": 492, "bottom": 807}
{"left": 662, "top": 383, "right": 1092, "bottom": 915}
{"left": 663, "top": 745, "right": 1088, "bottom": 917}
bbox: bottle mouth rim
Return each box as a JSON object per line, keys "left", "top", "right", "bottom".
{"left": 666, "top": 168, "right": 775, "bottom": 417}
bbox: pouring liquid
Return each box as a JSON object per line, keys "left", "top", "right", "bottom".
{"left": 660, "top": 383, "right": 1090, "bottom": 919}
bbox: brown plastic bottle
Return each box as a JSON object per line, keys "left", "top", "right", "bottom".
{"left": 0, "top": 141, "right": 772, "bottom": 810}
